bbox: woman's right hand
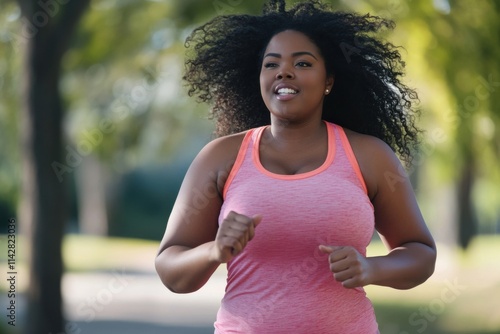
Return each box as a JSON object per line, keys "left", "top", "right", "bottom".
{"left": 210, "top": 211, "right": 262, "bottom": 263}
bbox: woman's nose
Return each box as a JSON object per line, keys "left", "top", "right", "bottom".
{"left": 276, "top": 67, "right": 295, "bottom": 80}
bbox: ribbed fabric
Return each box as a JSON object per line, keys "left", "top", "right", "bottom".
{"left": 214, "top": 122, "right": 378, "bottom": 334}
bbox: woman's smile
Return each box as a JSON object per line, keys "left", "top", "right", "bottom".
{"left": 274, "top": 83, "right": 300, "bottom": 101}
{"left": 260, "top": 29, "right": 333, "bottom": 122}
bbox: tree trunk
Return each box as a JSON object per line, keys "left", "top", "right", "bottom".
{"left": 17, "top": 1, "right": 90, "bottom": 333}
{"left": 457, "top": 157, "right": 477, "bottom": 249}
{"left": 20, "top": 29, "right": 66, "bottom": 334}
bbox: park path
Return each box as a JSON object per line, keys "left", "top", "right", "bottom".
{"left": 63, "top": 265, "right": 227, "bottom": 334}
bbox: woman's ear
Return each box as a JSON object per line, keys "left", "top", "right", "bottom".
{"left": 325, "top": 75, "right": 334, "bottom": 94}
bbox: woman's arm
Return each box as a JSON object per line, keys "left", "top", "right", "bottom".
{"left": 155, "top": 138, "right": 224, "bottom": 293}
{"left": 367, "top": 137, "right": 436, "bottom": 289}
{"left": 155, "top": 132, "right": 260, "bottom": 293}
{"left": 320, "top": 132, "right": 436, "bottom": 290}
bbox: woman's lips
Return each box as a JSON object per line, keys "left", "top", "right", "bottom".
{"left": 274, "top": 84, "right": 299, "bottom": 101}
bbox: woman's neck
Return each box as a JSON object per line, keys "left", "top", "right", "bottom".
{"left": 267, "top": 117, "right": 326, "bottom": 148}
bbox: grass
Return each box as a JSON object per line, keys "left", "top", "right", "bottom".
{"left": 1, "top": 234, "right": 499, "bottom": 333}
{"left": 366, "top": 235, "right": 500, "bottom": 334}
{"left": 62, "top": 234, "right": 159, "bottom": 273}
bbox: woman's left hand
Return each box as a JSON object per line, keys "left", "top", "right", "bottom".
{"left": 318, "top": 245, "right": 373, "bottom": 288}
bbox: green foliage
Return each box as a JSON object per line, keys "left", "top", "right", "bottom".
{"left": 343, "top": 0, "right": 500, "bottom": 237}
{"left": 0, "top": 2, "right": 22, "bottom": 219}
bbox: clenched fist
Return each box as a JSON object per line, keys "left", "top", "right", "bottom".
{"left": 319, "top": 245, "right": 373, "bottom": 289}
{"left": 211, "top": 211, "right": 262, "bottom": 263}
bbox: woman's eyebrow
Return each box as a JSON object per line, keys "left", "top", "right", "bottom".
{"left": 264, "top": 51, "right": 318, "bottom": 60}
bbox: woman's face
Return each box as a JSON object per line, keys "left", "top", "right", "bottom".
{"left": 260, "top": 29, "right": 333, "bottom": 123}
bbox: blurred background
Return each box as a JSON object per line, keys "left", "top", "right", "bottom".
{"left": 0, "top": 0, "right": 499, "bottom": 333}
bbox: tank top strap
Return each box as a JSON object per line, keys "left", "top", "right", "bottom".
{"left": 331, "top": 123, "right": 368, "bottom": 195}
{"left": 222, "top": 128, "right": 259, "bottom": 199}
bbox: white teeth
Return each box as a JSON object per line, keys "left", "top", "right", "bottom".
{"left": 277, "top": 88, "right": 298, "bottom": 95}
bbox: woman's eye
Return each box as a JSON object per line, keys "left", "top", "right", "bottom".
{"left": 264, "top": 62, "right": 278, "bottom": 68}
{"left": 296, "top": 62, "right": 311, "bottom": 67}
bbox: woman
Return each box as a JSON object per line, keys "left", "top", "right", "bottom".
{"left": 155, "top": 0, "right": 436, "bottom": 332}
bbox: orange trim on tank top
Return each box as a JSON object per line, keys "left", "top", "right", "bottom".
{"left": 252, "top": 121, "right": 336, "bottom": 180}
{"left": 337, "top": 126, "right": 368, "bottom": 195}
{"left": 222, "top": 130, "right": 254, "bottom": 200}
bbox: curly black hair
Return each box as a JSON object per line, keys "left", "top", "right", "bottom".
{"left": 183, "top": 0, "right": 420, "bottom": 163}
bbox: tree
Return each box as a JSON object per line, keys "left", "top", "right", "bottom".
{"left": 0, "top": 2, "right": 23, "bottom": 232}
{"left": 16, "top": 0, "right": 90, "bottom": 332}
{"left": 412, "top": 0, "right": 500, "bottom": 247}
{"left": 56, "top": 0, "right": 267, "bottom": 237}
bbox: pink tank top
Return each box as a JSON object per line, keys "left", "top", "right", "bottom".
{"left": 215, "top": 122, "right": 378, "bottom": 333}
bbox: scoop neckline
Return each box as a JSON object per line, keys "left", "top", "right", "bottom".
{"left": 252, "top": 121, "right": 336, "bottom": 180}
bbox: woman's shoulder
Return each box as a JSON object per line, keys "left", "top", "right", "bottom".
{"left": 188, "top": 129, "right": 252, "bottom": 193}
{"left": 198, "top": 130, "right": 251, "bottom": 165}
{"left": 342, "top": 127, "right": 404, "bottom": 199}
{"left": 343, "top": 128, "right": 395, "bottom": 159}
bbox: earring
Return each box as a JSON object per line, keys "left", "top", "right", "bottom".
{"left": 325, "top": 89, "right": 330, "bottom": 95}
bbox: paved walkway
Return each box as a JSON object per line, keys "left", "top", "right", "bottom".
{"left": 62, "top": 267, "right": 227, "bottom": 333}
{"left": 70, "top": 320, "right": 213, "bottom": 334}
